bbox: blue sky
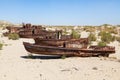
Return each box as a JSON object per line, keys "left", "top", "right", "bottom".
{"left": 0, "top": 0, "right": 120, "bottom": 25}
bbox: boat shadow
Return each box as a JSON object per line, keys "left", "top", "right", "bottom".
{"left": 21, "top": 55, "right": 98, "bottom": 60}
{"left": 21, "top": 55, "right": 63, "bottom": 60}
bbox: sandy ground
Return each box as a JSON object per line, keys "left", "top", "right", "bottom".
{"left": 0, "top": 37, "right": 120, "bottom": 80}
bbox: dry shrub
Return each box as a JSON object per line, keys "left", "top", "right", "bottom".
{"left": 0, "top": 43, "right": 3, "bottom": 50}
{"left": 8, "top": 33, "right": 19, "bottom": 40}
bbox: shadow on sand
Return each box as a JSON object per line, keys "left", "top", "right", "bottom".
{"left": 21, "top": 55, "right": 63, "bottom": 60}
{"left": 21, "top": 55, "right": 96, "bottom": 60}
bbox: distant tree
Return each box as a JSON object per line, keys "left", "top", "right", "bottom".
{"left": 71, "top": 29, "right": 80, "bottom": 39}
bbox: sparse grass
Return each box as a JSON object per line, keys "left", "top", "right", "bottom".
{"left": 98, "top": 41, "right": 106, "bottom": 47}
{"left": 0, "top": 43, "right": 3, "bottom": 50}
{"left": 116, "top": 37, "right": 120, "bottom": 42}
{"left": 4, "top": 44, "right": 8, "bottom": 46}
{"left": 71, "top": 29, "right": 80, "bottom": 39}
{"left": 61, "top": 55, "right": 66, "bottom": 59}
{"left": 88, "top": 33, "right": 96, "bottom": 42}
{"left": 99, "top": 31, "right": 115, "bottom": 43}
{"left": 27, "top": 53, "right": 33, "bottom": 58}
{"left": 8, "top": 33, "right": 19, "bottom": 40}
{"left": 109, "top": 56, "right": 117, "bottom": 60}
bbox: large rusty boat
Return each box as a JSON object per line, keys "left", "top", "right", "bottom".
{"left": 23, "top": 41, "right": 115, "bottom": 57}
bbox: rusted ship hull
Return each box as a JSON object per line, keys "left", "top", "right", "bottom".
{"left": 34, "top": 38, "right": 68, "bottom": 46}
{"left": 34, "top": 38, "right": 89, "bottom": 47}
{"left": 19, "top": 34, "right": 40, "bottom": 38}
{"left": 23, "top": 42, "right": 115, "bottom": 57}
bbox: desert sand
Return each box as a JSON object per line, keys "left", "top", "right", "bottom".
{"left": 0, "top": 36, "right": 120, "bottom": 80}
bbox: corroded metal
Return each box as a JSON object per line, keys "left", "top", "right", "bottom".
{"left": 23, "top": 42, "right": 115, "bottom": 57}
{"left": 34, "top": 38, "right": 88, "bottom": 47}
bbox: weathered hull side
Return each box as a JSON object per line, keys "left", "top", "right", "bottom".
{"left": 34, "top": 38, "right": 67, "bottom": 46}
{"left": 23, "top": 42, "right": 115, "bottom": 57}
{"left": 34, "top": 38, "right": 89, "bottom": 47}
{"left": 19, "top": 34, "right": 39, "bottom": 38}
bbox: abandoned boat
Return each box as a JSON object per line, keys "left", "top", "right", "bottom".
{"left": 4, "top": 23, "right": 66, "bottom": 39}
{"left": 23, "top": 41, "right": 115, "bottom": 57}
{"left": 3, "top": 23, "right": 46, "bottom": 38}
